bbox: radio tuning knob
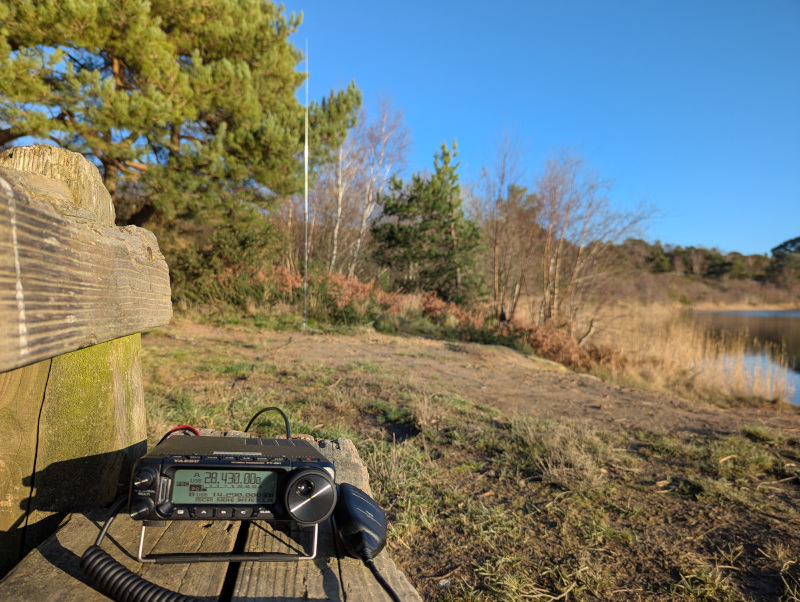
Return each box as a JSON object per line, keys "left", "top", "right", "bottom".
{"left": 133, "top": 467, "right": 157, "bottom": 489}
{"left": 129, "top": 497, "right": 155, "bottom": 520}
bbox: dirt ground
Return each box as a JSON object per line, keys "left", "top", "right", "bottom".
{"left": 151, "top": 320, "right": 800, "bottom": 600}
{"left": 169, "top": 320, "right": 800, "bottom": 437}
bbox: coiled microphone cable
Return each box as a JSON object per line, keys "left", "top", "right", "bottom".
{"left": 80, "top": 496, "right": 202, "bottom": 602}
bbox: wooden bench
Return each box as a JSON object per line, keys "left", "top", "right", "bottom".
{"left": 0, "top": 432, "right": 421, "bottom": 600}
{"left": 0, "top": 145, "right": 420, "bottom": 600}
{"left": 0, "top": 145, "right": 172, "bottom": 575}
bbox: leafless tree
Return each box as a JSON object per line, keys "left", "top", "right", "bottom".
{"left": 499, "top": 186, "right": 541, "bottom": 320}
{"left": 480, "top": 129, "right": 528, "bottom": 319}
{"left": 535, "top": 149, "right": 648, "bottom": 339}
{"left": 300, "top": 98, "right": 410, "bottom": 276}
{"left": 687, "top": 247, "right": 708, "bottom": 277}
{"left": 326, "top": 127, "right": 363, "bottom": 272}
{"left": 307, "top": 96, "right": 410, "bottom": 277}
{"left": 347, "top": 96, "right": 411, "bottom": 277}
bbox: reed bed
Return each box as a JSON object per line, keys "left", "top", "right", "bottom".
{"left": 594, "top": 303, "right": 795, "bottom": 405}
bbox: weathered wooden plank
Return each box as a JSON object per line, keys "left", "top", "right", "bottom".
{"left": 0, "top": 507, "right": 240, "bottom": 601}
{"left": 22, "top": 335, "right": 147, "bottom": 555}
{"left": 0, "top": 509, "right": 115, "bottom": 602}
{"left": 0, "top": 153, "right": 172, "bottom": 373}
{"left": 234, "top": 438, "right": 421, "bottom": 601}
{"left": 233, "top": 520, "right": 345, "bottom": 601}
{"left": 338, "top": 552, "right": 422, "bottom": 602}
{"left": 320, "top": 438, "right": 373, "bottom": 494}
{"left": 0, "top": 359, "right": 51, "bottom": 576}
{"left": 0, "top": 427, "right": 244, "bottom": 598}
{"left": 0, "top": 145, "right": 115, "bottom": 227}
{"left": 134, "top": 516, "right": 239, "bottom": 597}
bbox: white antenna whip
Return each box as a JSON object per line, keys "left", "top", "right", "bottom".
{"left": 303, "top": 40, "right": 309, "bottom": 331}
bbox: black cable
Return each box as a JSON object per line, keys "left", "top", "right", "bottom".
{"left": 81, "top": 547, "right": 203, "bottom": 602}
{"left": 81, "top": 497, "right": 203, "bottom": 602}
{"left": 94, "top": 495, "right": 128, "bottom": 546}
{"left": 156, "top": 425, "right": 200, "bottom": 446}
{"left": 364, "top": 558, "right": 402, "bottom": 602}
{"left": 244, "top": 406, "right": 291, "bottom": 438}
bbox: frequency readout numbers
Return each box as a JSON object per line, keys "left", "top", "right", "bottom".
{"left": 172, "top": 469, "right": 277, "bottom": 504}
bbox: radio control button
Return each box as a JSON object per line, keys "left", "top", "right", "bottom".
{"left": 256, "top": 509, "right": 274, "bottom": 519}
{"left": 157, "top": 501, "right": 175, "bottom": 517}
{"left": 174, "top": 508, "right": 189, "bottom": 518}
{"left": 194, "top": 508, "right": 214, "bottom": 519}
{"left": 216, "top": 508, "right": 233, "bottom": 518}
{"left": 130, "top": 498, "right": 155, "bottom": 520}
{"left": 235, "top": 508, "right": 253, "bottom": 518}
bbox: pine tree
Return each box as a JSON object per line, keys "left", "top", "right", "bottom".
{"left": 371, "top": 143, "right": 482, "bottom": 302}
{"left": 0, "top": 0, "right": 360, "bottom": 216}
{"left": 0, "top": 1, "right": 361, "bottom": 307}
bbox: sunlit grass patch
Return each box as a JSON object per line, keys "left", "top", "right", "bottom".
{"left": 703, "top": 436, "right": 776, "bottom": 481}
{"left": 347, "top": 360, "right": 383, "bottom": 374}
{"left": 740, "top": 424, "right": 784, "bottom": 444}
{"left": 192, "top": 360, "right": 256, "bottom": 379}
{"left": 138, "top": 321, "right": 800, "bottom": 601}
{"left": 672, "top": 563, "right": 743, "bottom": 601}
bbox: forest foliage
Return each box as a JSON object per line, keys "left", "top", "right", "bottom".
{"left": 1, "top": 0, "right": 796, "bottom": 341}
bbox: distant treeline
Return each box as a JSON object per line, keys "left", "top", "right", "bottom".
{"left": 612, "top": 238, "right": 799, "bottom": 285}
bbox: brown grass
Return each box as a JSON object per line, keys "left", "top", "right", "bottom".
{"left": 593, "top": 303, "right": 795, "bottom": 405}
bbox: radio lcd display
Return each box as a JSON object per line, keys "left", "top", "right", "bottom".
{"left": 172, "top": 469, "right": 278, "bottom": 505}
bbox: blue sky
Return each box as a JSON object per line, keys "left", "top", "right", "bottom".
{"left": 283, "top": 0, "right": 800, "bottom": 256}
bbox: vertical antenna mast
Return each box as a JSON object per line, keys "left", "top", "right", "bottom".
{"left": 303, "top": 40, "right": 309, "bottom": 331}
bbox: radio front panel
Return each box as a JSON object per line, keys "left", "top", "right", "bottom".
{"left": 128, "top": 437, "right": 337, "bottom": 526}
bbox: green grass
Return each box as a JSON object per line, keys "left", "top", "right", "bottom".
{"left": 347, "top": 360, "right": 384, "bottom": 374}
{"left": 139, "top": 324, "right": 800, "bottom": 601}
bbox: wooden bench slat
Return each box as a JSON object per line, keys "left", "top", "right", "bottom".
{"left": 338, "top": 553, "right": 423, "bottom": 602}
{"left": 134, "top": 517, "right": 239, "bottom": 597}
{"left": 0, "top": 165, "right": 172, "bottom": 374}
{"left": 0, "top": 508, "right": 241, "bottom": 601}
{"left": 233, "top": 521, "right": 345, "bottom": 601}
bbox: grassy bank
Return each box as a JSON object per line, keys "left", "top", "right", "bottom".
{"left": 141, "top": 322, "right": 800, "bottom": 601}
{"left": 592, "top": 303, "right": 795, "bottom": 406}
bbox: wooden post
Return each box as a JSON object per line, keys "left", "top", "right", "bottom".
{"left": 0, "top": 146, "right": 172, "bottom": 575}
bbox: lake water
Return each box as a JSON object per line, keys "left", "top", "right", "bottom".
{"left": 690, "top": 309, "right": 800, "bottom": 405}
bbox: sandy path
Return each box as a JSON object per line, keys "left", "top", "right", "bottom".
{"left": 164, "top": 320, "right": 800, "bottom": 437}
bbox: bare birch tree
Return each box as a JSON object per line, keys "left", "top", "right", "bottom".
{"left": 535, "top": 150, "right": 648, "bottom": 339}
{"left": 348, "top": 96, "right": 411, "bottom": 277}
{"left": 480, "top": 129, "right": 528, "bottom": 319}
{"left": 327, "top": 128, "right": 363, "bottom": 272}
{"left": 497, "top": 185, "right": 541, "bottom": 321}
{"left": 308, "top": 96, "right": 410, "bottom": 276}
